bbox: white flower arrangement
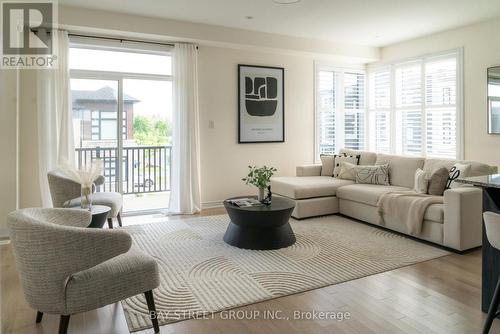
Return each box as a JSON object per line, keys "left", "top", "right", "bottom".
{"left": 60, "top": 159, "right": 104, "bottom": 186}
{"left": 59, "top": 159, "right": 104, "bottom": 209}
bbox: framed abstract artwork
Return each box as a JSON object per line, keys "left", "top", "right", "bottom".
{"left": 238, "top": 64, "right": 284, "bottom": 143}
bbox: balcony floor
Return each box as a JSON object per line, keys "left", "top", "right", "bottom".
{"left": 123, "top": 191, "right": 170, "bottom": 213}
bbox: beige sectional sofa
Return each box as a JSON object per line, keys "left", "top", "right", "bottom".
{"left": 271, "top": 149, "right": 497, "bottom": 251}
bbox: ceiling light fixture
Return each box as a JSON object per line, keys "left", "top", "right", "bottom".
{"left": 273, "top": 0, "right": 301, "bottom": 4}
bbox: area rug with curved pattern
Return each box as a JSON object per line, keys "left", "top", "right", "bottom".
{"left": 121, "top": 214, "right": 449, "bottom": 332}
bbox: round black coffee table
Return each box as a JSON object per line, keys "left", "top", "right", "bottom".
{"left": 223, "top": 196, "right": 296, "bottom": 250}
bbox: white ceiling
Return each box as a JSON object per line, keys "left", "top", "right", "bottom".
{"left": 60, "top": 0, "right": 500, "bottom": 47}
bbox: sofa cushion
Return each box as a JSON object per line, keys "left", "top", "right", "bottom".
{"left": 413, "top": 168, "right": 428, "bottom": 194}
{"left": 320, "top": 155, "right": 336, "bottom": 176}
{"left": 422, "top": 158, "right": 455, "bottom": 175}
{"left": 337, "top": 184, "right": 444, "bottom": 223}
{"left": 271, "top": 176, "right": 354, "bottom": 199}
{"left": 355, "top": 164, "right": 390, "bottom": 185}
{"left": 464, "top": 160, "right": 497, "bottom": 177}
{"left": 375, "top": 154, "right": 425, "bottom": 188}
{"left": 338, "top": 161, "right": 357, "bottom": 180}
{"left": 423, "top": 158, "right": 496, "bottom": 177}
{"left": 333, "top": 154, "right": 360, "bottom": 177}
{"left": 339, "top": 149, "right": 377, "bottom": 165}
{"left": 447, "top": 163, "right": 471, "bottom": 189}
{"left": 427, "top": 167, "right": 449, "bottom": 196}
{"left": 425, "top": 203, "right": 444, "bottom": 223}
{"left": 336, "top": 184, "right": 411, "bottom": 206}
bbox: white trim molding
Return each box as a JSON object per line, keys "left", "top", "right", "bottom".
{"left": 202, "top": 200, "right": 224, "bottom": 209}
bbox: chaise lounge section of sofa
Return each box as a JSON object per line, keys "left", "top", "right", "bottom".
{"left": 271, "top": 149, "right": 497, "bottom": 251}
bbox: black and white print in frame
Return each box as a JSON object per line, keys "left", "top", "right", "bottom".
{"left": 238, "top": 64, "right": 284, "bottom": 143}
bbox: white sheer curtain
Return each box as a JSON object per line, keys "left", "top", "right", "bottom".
{"left": 37, "top": 30, "right": 74, "bottom": 207}
{"left": 168, "top": 43, "right": 202, "bottom": 214}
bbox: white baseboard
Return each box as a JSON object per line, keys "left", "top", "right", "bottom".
{"left": 0, "top": 228, "right": 10, "bottom": 244}
{"left": 0, "top": 229, "right": 9, "bottom": 240}
{"left": 202, "top": 200, "right": 224, "bottom": 209}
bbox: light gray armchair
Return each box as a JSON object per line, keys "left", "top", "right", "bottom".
{"left": 47, "top": 169, "right": 123, "bottom": 228}
{"left": 7, "top": 208, "right": 160, "bottom": 334}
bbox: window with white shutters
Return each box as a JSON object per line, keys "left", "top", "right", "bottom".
{"left": 315, "top": 65, "right": 365, "bottom": 160}
{"left": 317, "top": 70, "right": 336, "bottom": 155}
{"left": 425, "top": 57, "right": 457, "bottom": 159}
{"left": 344, "top": 72, "right": 365, "bottom": 150}
{"left": 367, "top": 50, "right": 461, "bottom": 159}
{"left": 395, "top": 63, "right": 423, "bottom": 156}
{"left": 368, "top": 69, "right": 391, "bottom": 153}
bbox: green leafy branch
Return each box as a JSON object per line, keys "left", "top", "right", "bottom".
{"left": 242, "top": 165, "right": 277, "bottom": 189}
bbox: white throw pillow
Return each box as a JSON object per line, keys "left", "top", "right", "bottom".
{"left": 447, "top": 163, "right": 471, "bottom": 189}
{"left": 337, "top": 161, "right": 357, "bottom": 181}
{"left": 355, "top": 164, "right": 390, "bottom": 185}
{"left": 320, "top": 155, "right": 336, "bottom": 176}
{"left": 413, "top": 168, "right": 428, "bottom": 194}
{"left": 333, "top": 154, "right": 360, "bottom": 178}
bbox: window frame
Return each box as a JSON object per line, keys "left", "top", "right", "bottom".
{"left": 314, "top": 61, "right": 367, "bottom": 162}
{"left": 367, "top": 48, "right": 463, "bottom": 159}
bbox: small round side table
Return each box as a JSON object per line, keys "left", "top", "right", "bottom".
{"left": 86, "top": 205, "right": 111, "bottom": 228}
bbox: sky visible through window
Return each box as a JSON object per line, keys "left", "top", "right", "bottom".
{"left": 69, "top": 47, "right": 172, "bottom": 120}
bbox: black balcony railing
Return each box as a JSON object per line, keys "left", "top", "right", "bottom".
{"left": 75, "top": 145, "right": 172, "bottom": 195}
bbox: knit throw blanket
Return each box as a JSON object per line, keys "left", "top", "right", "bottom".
{"left": 377, "top": 191, "right": 444, "bottom": 235}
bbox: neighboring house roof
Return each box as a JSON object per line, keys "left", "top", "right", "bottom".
{"left": 72, "top": 86, "right": 140, "bottom": 105}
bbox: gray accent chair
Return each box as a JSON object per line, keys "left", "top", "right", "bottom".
{"left": 7, "top": 208, "right": 160, "bottom": 334}
{"left": 47, "top": 170, "right": 123, "bottom": 228}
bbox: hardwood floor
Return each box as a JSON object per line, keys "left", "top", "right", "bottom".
{"left": 2, "top": 209, "right": 499, "bottom": 334}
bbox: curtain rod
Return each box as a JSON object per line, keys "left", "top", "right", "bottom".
{"left": 32, "top": 29, "right": 199, "bottom": 49}
{"left": 68, "top": 33, "right": 176, "bottom": 48}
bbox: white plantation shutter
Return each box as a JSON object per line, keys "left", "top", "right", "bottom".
{"left": 425, "top": 57, "right": 457, "bottom": 158}
{"left": 368, "top": 70, "right": 391, "bottom": 153}
{"left": 367, "top": 49, "right": 461, "bottom": 159}
{"left": 315, "top": 65, "right": 366, "bottom": 160}
{"left": 396, "top": 65, "right": 422, "bottom": 107}
{"left": 396, "top": 63, "right": 423, "bottom": 156}
{"left": 317, "top": 70, "right": 336, "bottom": 155}
{"left": 344, "top": 72, "right": 365, "bottom": 150}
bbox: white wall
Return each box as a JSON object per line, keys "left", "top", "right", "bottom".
{"left": 369, "top": 17, "right": 500, "bottom": 168}
{"left": 198, "top": 47, "right": 314, "bottom": 206}
{"left": 0, "top": 70, "right": 19, "bottom": 237}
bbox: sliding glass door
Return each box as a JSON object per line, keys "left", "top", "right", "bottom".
{"left": 121, "top": 79, "right": 172, "bottom": 212}
{"left": 71, "top": 78, "right": 120, "bottom": 192}
{"left": 69, "top": 44, "right": 172, "bottom": 213}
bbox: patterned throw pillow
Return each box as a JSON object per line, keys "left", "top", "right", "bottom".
{"left": 355, "top": 164, "right": 390, "bottom": 185}
{"left": 446, "top": 163, "right": 471, "bottom": 189}
{"left": 337, "top": 161, "right": 357, "bottom": 181}
{"left": 333, "top": 154, "right": 360, "bottom": 178}
{"left": 320, "top": 154, "right": 336, "bottom": 176}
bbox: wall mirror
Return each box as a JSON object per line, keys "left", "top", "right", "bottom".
{"left": 488, "top": 66, "right": 500, "bottom": 134}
